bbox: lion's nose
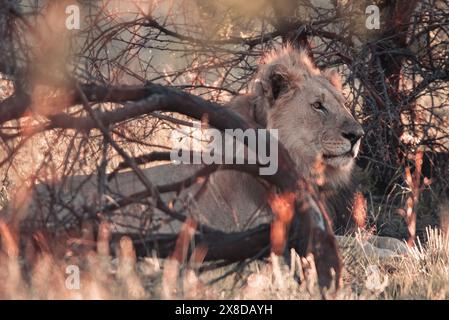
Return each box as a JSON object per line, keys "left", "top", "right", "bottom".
{"left": 342, "top": 127, "right": 364, "bottom": 148}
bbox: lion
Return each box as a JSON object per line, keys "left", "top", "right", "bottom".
{"left": 230, "top": 46, "right": 363, "bottom": 187}
{"left": 188, "top": 46, "right": 364, "bottom": 232}
{"left": 7, "top": 46, "right": 365, "bottom": 235}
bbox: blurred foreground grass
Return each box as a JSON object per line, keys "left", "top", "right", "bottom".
{"left": 1, "top": 223, "right": 449, "bottom": 300}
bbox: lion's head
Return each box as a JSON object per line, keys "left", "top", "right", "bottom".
{"left": 233, "top": 46, "right": 363, "bottom": 187}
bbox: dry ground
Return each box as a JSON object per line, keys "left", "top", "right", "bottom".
{"left": 1, "top": 223, "right": 449, "bottom": 300}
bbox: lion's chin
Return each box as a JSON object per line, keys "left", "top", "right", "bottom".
{"left": 322, "top": 156, "right": 355, "bottom": 187}
{"left": 323, "top": 154, "right": 354, "bottom": 171}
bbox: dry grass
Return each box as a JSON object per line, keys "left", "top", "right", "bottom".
{"left": 1, "top": 218, "right": 449, "bottom": 300}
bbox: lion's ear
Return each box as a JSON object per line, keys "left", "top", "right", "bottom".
{"left": 323, "top": 68, "right": 342, "bottom": 91}
{"left": 268, "top": 64, "right": 290, "bottom": 101}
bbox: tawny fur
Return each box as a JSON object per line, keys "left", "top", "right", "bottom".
{"left": 230, "top": 46, "right": 362, "bottom": 188}
{"left": 12, "top": 46, "right": 363, "bottom": 233}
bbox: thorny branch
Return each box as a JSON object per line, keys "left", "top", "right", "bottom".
{"left": 0, "top": 0, "right": 448, "bottom": 291}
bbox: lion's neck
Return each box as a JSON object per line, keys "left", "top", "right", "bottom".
{"left": 288, "top": 148, "right": 352, "bottom": 189}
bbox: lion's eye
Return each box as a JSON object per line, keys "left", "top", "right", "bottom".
{"left": 312, "top": 102, "right": 328, "bottom": 114}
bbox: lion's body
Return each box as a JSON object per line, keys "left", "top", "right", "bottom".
{"left": 26, "top": 164, "right": 268, "bottom": 233}
{"left": 19, "top": 46, "right": 364, "bottom": 233}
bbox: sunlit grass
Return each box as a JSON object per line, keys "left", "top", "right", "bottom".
{"left": 2, "top": 213, "right": 449, "bottom": 300}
